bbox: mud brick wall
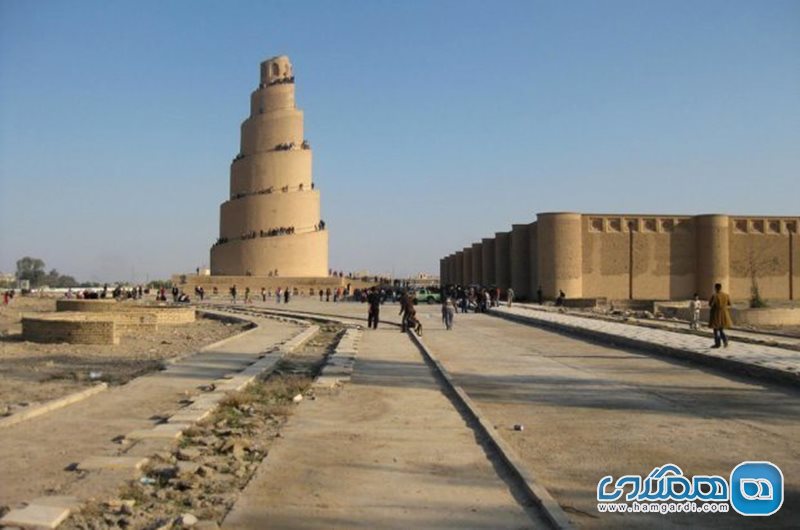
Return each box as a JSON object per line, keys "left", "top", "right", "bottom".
{"left": 22, "top": 316, "right": 119, "bottom": 345}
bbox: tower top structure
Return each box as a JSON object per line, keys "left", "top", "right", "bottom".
{"left": 260, "top": 55, "right": 294, "bottom": 85}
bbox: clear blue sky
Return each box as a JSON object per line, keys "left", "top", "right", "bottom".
{"left": 1, "top": 0, "right": 798, "bottom": 283}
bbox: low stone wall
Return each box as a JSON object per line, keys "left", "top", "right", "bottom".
{"left": 655, "top": 304, "right": 702, "bottom": 322}
{"left": 562, "top": 298, "right": 607, "bottom": 309}
{"left": 22, "top": 314, "right": 119, "bottom": 345}
{"left": 655, "top": 303, "right": 800, "bottom": 327}
{"left": 559, "top": 298, "right": 656, "bottom": 311}
{"left": 607, "top": 299, "right": 658, "bottom": 312}
{"left": 732, "top": 308, "right": 800, "bottom": 326}
{"left": 148, "top": 307, "right": 195, "bottom": 325}
{"left": 25, "top": 302, "right": 196, "bottom": 345}
{"left": 112, "top": 312, "right": 159, "bottom": 334}
{"left": 56, "top": 300, "right": 195, "bottom": 325}
{"left": 55, "top": 299, "right": 118, "bottom": 312}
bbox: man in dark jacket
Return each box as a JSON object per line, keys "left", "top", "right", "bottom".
{"left": 366, "top": 287, "right": 381, "bottom": 329}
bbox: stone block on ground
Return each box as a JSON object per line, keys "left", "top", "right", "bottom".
{"left": 126, "top": 423, "right": 189, "bottom": 440}
{"left": 0, "top": 504, "right": 71, "bottom": 529}
{"left": 78, "top": 455, "right": 149, "bottom": 471}
{"left": 169, "top": 408, "right": 213, "bottom": 424}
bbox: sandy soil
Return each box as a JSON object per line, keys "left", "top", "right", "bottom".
{"left": 0, "top": 297, "right": 248, "bottom": 414}
{"left": 58, "top": 324, "right": 343, "bottom": 530}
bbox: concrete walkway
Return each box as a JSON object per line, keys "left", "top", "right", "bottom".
{"left": 514, "top": 302, "right": 800, "bottom": 351}
{"left": 0, "top": 315, "right": 299, "bottom": 507}
{"left": 496, "top": 305, "right": 800, "bottom": 384}
{"left": 223, "top": 327, "right": 547, "bottom": 530}
{"left": 412, "top": 305, "right": 800, "bottom": 529}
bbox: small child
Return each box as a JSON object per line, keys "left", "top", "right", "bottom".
{"left": 689, "top": 293, "right": 701, "bottom": 330}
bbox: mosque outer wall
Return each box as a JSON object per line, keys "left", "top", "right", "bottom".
{"left": 440, "top": 213, "right": 799, "bottom": 301}
{"left": 510, "top": 224, "right": 531, "bottom": 299}
{"left": 454, "top": 251, "right": 464, "bottom": 285}
{"left": 448, "top": 254, "right": 458, "bottom": 285}
{"left": 494, "top": 232, "right": 511, "bottom": 290}
{"left": 481, "top": 238, "right": 496, "bottom": 286}
{"left": 471, "top": 243, "right": 483, "bottom": 285}
{"left": 462, "top": 247, "right": 473, "bottom": 286}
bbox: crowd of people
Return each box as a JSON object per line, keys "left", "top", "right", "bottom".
{"left": 260, "top": 226, "right": 295, "bottom": 237}
{"left": 59, "top": 284, "right": 149, "bottom": 300}
{"left": 272, "top": 139, "right": 311, "bottom": 151}
{"left": 231, "top": 181, "right": 316, "bottom": 201}
{"left": 362, "top": 287, "right": 422, "bottom": 335}
{"left": 213, "top": 221, "right": 327, "bottom": 247}
{"left": 229, "top": 284, "right": 297, "bottom": 305}
{"left": 438, "top": 285, "right": 506, "bottom": 314}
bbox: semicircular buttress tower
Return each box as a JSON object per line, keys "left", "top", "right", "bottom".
{"left": 210, "top": 55, "right": 328, "bottom": 277}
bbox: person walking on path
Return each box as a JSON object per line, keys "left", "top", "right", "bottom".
{"left": 230, "top": 285, "right": 237, "bottom": 304}
{"left": 399, "top": 291, "right": 412, "bottom": 332}
{"left": 284, "top": 287, "right": 290, "bottom": 304}
{"left": 366, "top": 287, "right": 381, "bottom": 329}
{"left": 400, "top": 295, "right": 422, "bottom": 336}
{"left": 244, "top": 287, "right": 251, "bottom": 304}
{"left": 261, "top": 287, "right": 267, "bottom": 303}
{"left": 708, "top": 283, "right": 732, "bottom": 348}
{"left": 555, "top": 290, "right": 566, "bottom": 306}
{"left": 442, "top": 297, "right": 455, "bottom": 330}
{"left": 507, "top": 288, "right": 515, "bottom": 307}
{"left": 276, "top": 287, "right": 282, "bottom": 304}
{"left": 689, "top": 293, "right": 701, "bottom": 330}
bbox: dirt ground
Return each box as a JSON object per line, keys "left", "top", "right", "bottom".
{"left": 59, "top": 324, "right": 343, "bottom": 530}
{"left": 0, "top": 297, "right": 248, "bottom": 415}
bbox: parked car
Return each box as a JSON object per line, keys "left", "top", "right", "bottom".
{"left": 412, "top": 288, "right": 441, "bottom": 304}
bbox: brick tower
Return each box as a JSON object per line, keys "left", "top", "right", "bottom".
{"left": 210, "top": 55, "right": 328, "bottom": 277}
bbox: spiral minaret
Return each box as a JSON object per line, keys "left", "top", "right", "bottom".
{"left": 210, "top": 55, "right": 328, "bottom": 277}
